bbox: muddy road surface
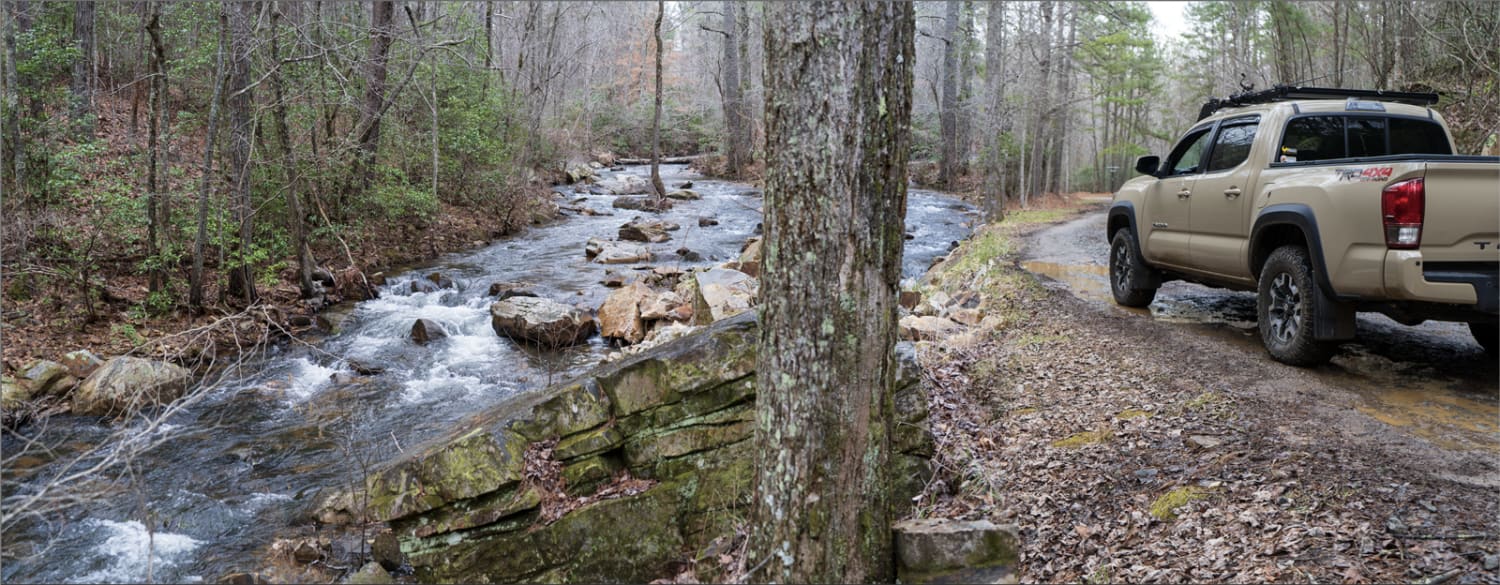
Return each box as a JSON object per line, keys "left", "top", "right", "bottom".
{"left": 1022, "top": 209, "right": 1498, "bottom": 457}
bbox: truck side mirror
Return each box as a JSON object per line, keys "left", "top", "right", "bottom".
{"left": 1135, "top": 155, "right": 1161, "bottom": 176}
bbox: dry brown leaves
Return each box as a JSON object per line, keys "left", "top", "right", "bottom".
{"left": 912, "top": 261, "right": 1499, "bottom": 583}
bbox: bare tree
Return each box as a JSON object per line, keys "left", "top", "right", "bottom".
{"left": 225, "top": 0, "right": 257, "bottom": 304}
{"left": 720, "top": 0, "right": 748, "bottom": 177}
{"left": 70, "top": 0, "right": 95, "bottom": 135}
{"left": 751, "top": 1, "right": 914, "bottom": 581}
{"left": 649, "top": 0, "right": 667, "bottom": 200}
{"left": 939, "top": 0, "right": 959, "bottom": 188}
{"left": 144, "top": 2, "right": 167, "bottom": 295}
{"left": 190, "top": 5, "right": 228, "bottom": 312}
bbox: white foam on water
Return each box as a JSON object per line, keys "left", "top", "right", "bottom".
{"left": 72, "top": 519, "right": 201, "bottom": 584}
{"left": 398, "top": 367, "right": 487, "bottom": 404}
{"left": 278, "top": 358, "right": 338, "bottom": 401}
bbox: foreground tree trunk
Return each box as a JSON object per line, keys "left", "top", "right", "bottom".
{"left": 750, "top": 2, "right": 914, "bottom": 582}
{"left": 271, "top": 2, "right": 316, "bottom": 299}
{"left": 353, "top": 0, "right": 395, "bottom": 197}
{"left": 648, "top": 0, "right": 666, "bottom": 200}
{"left": 145, "top": 5, "right": 166, "bottom": 294}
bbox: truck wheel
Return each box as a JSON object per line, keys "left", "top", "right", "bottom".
{"left": 1109, "top": 230, "right": 1158, "bottom": 307}
{"left": 1257, "top": 246, "right": 1337, "bottom": 366}
{"left": 1469, "top": 322, "right": 1498, "bottom": 357}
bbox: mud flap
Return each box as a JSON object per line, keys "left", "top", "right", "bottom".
{"left": 1313, "top": 287, "right": 1356, "bottom": 341}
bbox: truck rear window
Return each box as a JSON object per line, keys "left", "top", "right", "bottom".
{"left": 1279, "top": 115, "right": 1451, "bottom": 163}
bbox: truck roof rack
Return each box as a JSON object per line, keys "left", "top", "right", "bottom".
{"left": 1197, "top": 85, "right": 1440, "bottom": 120}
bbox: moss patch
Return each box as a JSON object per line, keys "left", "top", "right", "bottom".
{"left": 1116, "top": 408, "right": 1153, "bottom": 420}
{"left": 1150, "top": 486, "right": 1207, "bottom": 521}
{"left": 1051, "top": 429, "right": 1113, "bottom": 449}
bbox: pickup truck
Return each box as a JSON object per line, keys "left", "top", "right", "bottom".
{"left": 1108, "top": 87, "right": 1499, "bottom": 365}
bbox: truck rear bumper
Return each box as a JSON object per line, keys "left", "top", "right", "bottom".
{"left": 1383, "top": 251, "right": 1499, "bottom": 314}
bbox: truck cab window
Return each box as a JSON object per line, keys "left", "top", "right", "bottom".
{"left": 1280, "top": 116, "right": 1345, "bottom": 162}
{"left": 1348, "top": 117, "right": 1387, "bottom": 157}
{"left": 1390, "top": 118, "right": 1453, "bottom": 155}
{"left": 1165, "top": 127, "right": 1213, "bottom": 176}
{"left": 1207, "top": 122, "right": 1259, "bottom": 172}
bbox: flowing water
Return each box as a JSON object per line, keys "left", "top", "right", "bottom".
{"left": 0, "top": 164, "right": 977, "bottom": 583}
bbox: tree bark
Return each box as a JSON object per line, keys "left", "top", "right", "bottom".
{"left": 191, "top": 5, "right": 228, "bottom": 312}
{"left": 70, "top": 0, "right": 95, "bottom": 136}
{"left": 720, "top": 0, "right": 747, "bottom": 178}
{"left": 649, "top": 0, "right": 665, "bottom": 199}
{"left": 226, "top": 0, "right": 257, "bottom": 304}
{"left": 353, "top": 0, "right": 395, "bottom": 196}
{"left": 751, "top": 2, "right": 913, "bottom": 582}
{"left": 271, "top": 2, "right": 316, "bottom": 299}
{"left": 939, "top": 0, "right": 960, "bottom": 188}
{"left": 981, "top": 1, "right": 1008, "bottom": 219}
{"left": 145, "top": 4, "right": 166, "bottom": 294}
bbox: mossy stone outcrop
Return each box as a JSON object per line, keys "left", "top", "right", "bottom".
{"left": 315, "top": 311, "right": 933, "bottom": 583}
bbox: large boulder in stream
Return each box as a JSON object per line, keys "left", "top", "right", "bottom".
{"left": 585, "top": 238, "right": 652, "bottom": 265}
{"left": 23, "top": 359, "right": 77, "bottom": 398}
{"left": 311, "top": 314, "right": 934, "bottom": 583}
{"left": 599, "top": 174, "right": 652, "bottom": 195}
{"left": 490, "top": 297, "right": 597, "bottom": 348}
{"left": 618, "top": 218, "right": 677, "bottom": 243}
{"left": 612, "top": 196, "right": 674, "bottom": 213}
{"left": 73, "top": 357, "right": 193, "bottom": 417}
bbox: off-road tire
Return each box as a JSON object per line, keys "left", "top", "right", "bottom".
{"left": 1257, "top": 245, "right": 1337, "bottom": 366}
{"left": 1469, "top": 322, "right": 1498, "bottom": 357}
{"left": 1109, "top": 230, "right": 1158, "bottom": 308}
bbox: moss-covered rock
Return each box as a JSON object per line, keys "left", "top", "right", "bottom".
{"left": 561, "top": 454, "right": 623, "bottom": 496}
{"left": 893, "top": 519, "right": 1020, "bottom": 584}
{"left": 507, "top": 380, "right": 611, "bottom": 441}
{"left": 409, "top": 482, "right": 685, "bottom": 584}
{"left": 73, "top": 357, "right": 191, "bottom": 417}
{"left": 555, "top": 425, "right": 624, "bottom": 461}
{"left": 365, "top": 427, "right": 527, "bottom": 522}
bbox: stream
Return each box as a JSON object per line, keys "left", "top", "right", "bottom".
{"left": 0, "top": 164, "right": 977, "bottom": 583}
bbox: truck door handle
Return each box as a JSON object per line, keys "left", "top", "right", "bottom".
{"left": 1177, "top": 189, "right": 1192, "bottom": 199}
{"left": 1224, "top": 187, "right": 1242, "bottom": 198}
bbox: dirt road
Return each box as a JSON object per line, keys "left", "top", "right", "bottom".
{"left": 1023, "top": 210, "right": 1498, "bottom": 456}
{"left": 916, "top": 207, "right": 1500, "bottom": 582}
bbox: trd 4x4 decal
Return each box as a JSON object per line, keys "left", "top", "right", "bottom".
{"left": 1334, "top": 166, "right": 1394, "bottom": 182}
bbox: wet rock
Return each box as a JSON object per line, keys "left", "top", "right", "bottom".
{"left": 900, "top": 290, "right": 923, "bottom": 311}
{"left": 311, "top": 267, "right": 337, "bottom": 287}
{"left": 61, "top": 349, "right": 105, "bottom": 379}
{"left": 676, "top": 247, "right": 703, "bottom": 262}
{"left": 665, "top": 189, "right": 700, "bottom": 201}
{"left": 411, "top": 318, "right": 446, "bottom": 345}
{"left": 692, "top": 268, "right": 757, "bottom": 325}
{"left": 73, "top": 357, "right": 192, "bottom": 417}
{"left": 619, "top": 218, "right": 676, "bottom": 243}
{"left": 491, "top": 297, "right": 597, "bottom": 348}
{"left": 410, "top": 279, "right": 442, "bottom": 294}
{"left": 753, "top": 222, "right": 763, "bottom": 234}
{"left": 346, "top": 359, "right": 386, "bottom": 376}
{"left": 426, "top": 272, "right": 455, "bottom": 289}
{"left": 612, "top": 196, "right": 674, "bottom": 213}
{"left": 585, "top": 238, "right": 652, "bottom": 265}
{"left": 594, "top": 151, "right": 617, "bottom": 167}
{"left": 24, "top": 359, "right": 76, "bottom": 397}
{"left": 601, "top": 272, "right": 627, "bottom": 288}
{"left": 347, "top": 562, "right": 394, "bottom": 585}
{"left": 1187, "top": 435, "right": 1224, "bottom": 450}
{"left": 904, "top": 232, "right": 916, "bottom": 240}
{"left": 488, "top": 281, "right": 529, "bottom": 297}
{"left": 371, "top": 531, "right": 407, "bottom": 572}
{"left": 369, "top": 272, "right": 388, "bottom": 286}
{"left": 894, "top": 519, "right": 1019, "bottom": 585}
{"left": 674, "top": 181, "right": 694, "bottom": 189}
{"left": 599, "top": 283, "right": 653, "bottom": 345}
{"left": 600, "top": 174, "right": 652, "bottom": 195}
{"left": 899, "top": 316, "right": 962, "bottom": 341}
{"left": 698, "top": 215, "right": 719, "bottom": 227}
{"left": 737, "top": 237, "right": 763, "bottom": 278}
{"left": 288, "top": 314, "right": 314, "bottom": 328}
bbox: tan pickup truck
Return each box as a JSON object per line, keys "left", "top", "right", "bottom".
{"left": 1108, "top": 87, "right": 1499, "bottom": 365}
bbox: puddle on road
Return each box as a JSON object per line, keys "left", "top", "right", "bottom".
{"left": 1021, "top": 258, "right": 1500, "bottom": 453}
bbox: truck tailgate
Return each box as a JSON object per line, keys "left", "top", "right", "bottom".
{"left": 1418, "top": 162, "right": 1500, "bottom": 262}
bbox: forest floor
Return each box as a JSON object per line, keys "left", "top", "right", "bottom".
{"left": 913, "top": 199, "right": 1500, "bottom": 584}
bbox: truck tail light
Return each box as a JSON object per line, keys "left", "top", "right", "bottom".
{"left": 1382, "top": 177, "right": 1424, "bottom": 249}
